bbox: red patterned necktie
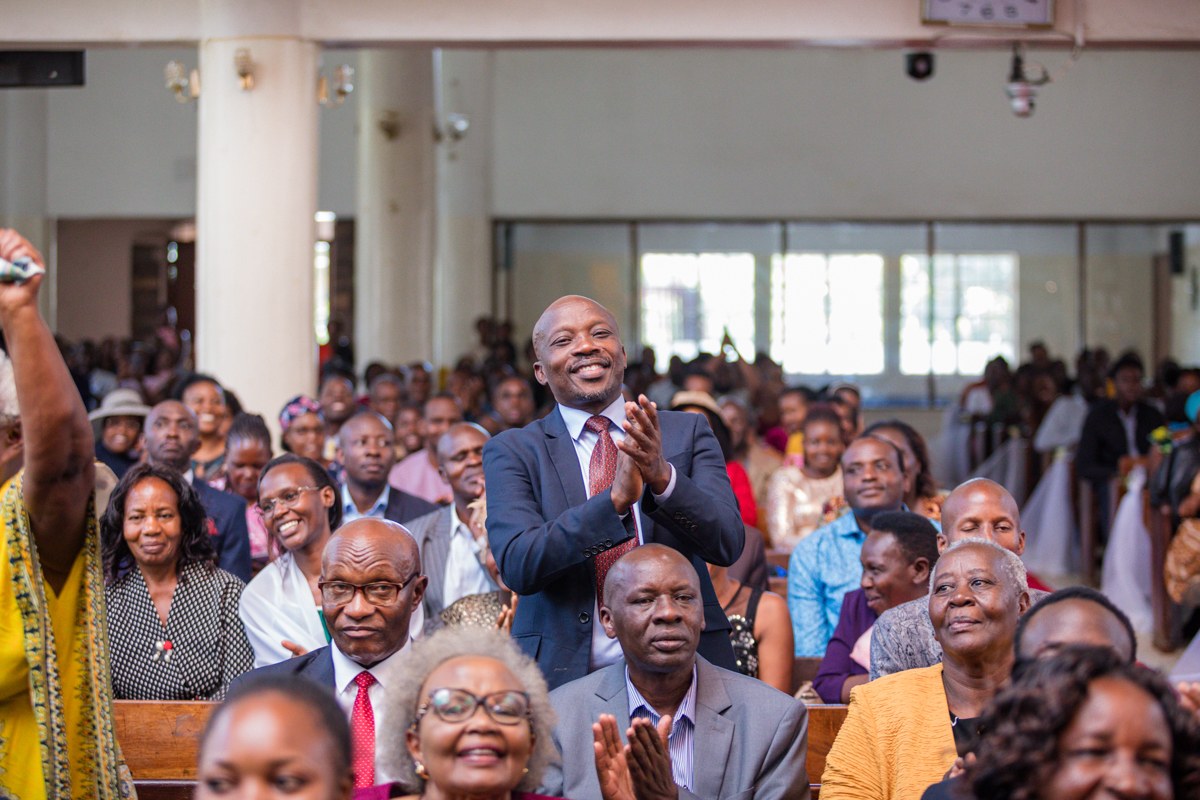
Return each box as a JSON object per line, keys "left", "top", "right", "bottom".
{"left": 351, "top": 671, "right": 377, "bottom": 788}
{"left": 587, "top": 415, "right": 638, "bottom": 599}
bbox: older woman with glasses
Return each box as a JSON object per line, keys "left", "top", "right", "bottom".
{"left": 359, "top": 626, "right": 565, "bottom": 800}
{"left": 239, "top": 454, "right": 344, "bottom": 667}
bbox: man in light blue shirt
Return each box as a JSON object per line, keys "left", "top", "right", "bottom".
{"left": 337, "top": 410, "right": 439, "bottom": 526}
{"left": 789, "top": 435, "right": 932, "bottom": 656}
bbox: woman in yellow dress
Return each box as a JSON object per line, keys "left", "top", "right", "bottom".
{"left": 0, "top": 228, "right": 131, "bottom": 799}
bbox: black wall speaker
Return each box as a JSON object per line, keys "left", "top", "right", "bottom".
{"left": 0, "top": 51, "right": 85, "bottom": 88}
{"left": 1170, "top": 230, "right": 1186, "bottom": 276}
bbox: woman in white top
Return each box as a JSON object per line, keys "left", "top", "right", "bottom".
{"left": 238, "top": 454, "right": 342, "bottom": 666}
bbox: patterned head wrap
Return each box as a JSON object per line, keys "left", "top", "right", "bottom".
{"left": 279, "top": 395, "right": 324, "bottom": 432}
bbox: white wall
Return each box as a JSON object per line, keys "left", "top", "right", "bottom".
{"left": 4, "top": 0, "right": 1200, "bottom": 46}
{"left": 46, "top": 47, "right": 359, "bottom": 218}
{"left": 492, "top": 48, "right": 1200, "bottom": 220}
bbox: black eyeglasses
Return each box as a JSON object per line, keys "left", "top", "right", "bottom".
{"left": 317, "top": 575, "right": 419, "bottom": 606}
{"left": 414, "top": 688, "right": 532, "bottom": 726}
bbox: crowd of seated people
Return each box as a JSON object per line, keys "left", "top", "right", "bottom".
{"left": 8, "top": 228, "right": 1200, "bottom": 800}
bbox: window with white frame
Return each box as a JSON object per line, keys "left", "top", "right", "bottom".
{"left": 639, "top": 252, "right": 757, "bottom": 362}
{"left": 899, "top": 253, "right": 1017, "bottom": 376}
{"left": 769, "top": 253, "right": 886, "bottom": 375}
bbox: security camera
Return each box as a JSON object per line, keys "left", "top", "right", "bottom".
{"left": 1005, "top": 81, "right": 1037, "bottom": 118}
{"left": 906, "top": 52, "right": 935, "bottom": 81}
{"left": 1006, "top": 44, "right": 1049, "bottom": 118}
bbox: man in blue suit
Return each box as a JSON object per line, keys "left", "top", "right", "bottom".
{"left": 483, "top": 295, "right": 744, "bottom": 689}
{"left": 144, "top": 400, "right": 251, "bottom": 581}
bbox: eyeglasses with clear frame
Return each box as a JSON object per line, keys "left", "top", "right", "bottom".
{"left": 414, "top": 688, "right": 532, "bottom": 727}
{"left": 256, "top": 486, "right": 320, "bottom": 518}
{"left": 317, "top": 574, "right": 420, "bottom": 606}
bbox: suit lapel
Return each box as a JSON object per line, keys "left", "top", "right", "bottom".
{"left": 543, "top": 407, "right": 588, "bottom": 509}
{"left": 595, "top": 661, "right": 632, "bottom": 731}
{"left": 691, "top": 657, "right": 734, "bottom": 798}
{"left": 311, "top": 647, "right": 337, "bottom": 688}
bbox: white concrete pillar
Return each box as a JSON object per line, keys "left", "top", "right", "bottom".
{"left": 0, "top": 88, "right": 54, "bottom": 327}
{"left": 432, "top": 50, "right": 495, "bottom": 367}
{"left": 354, "top": 49, "right": 437, "bottom": 371}
{"left": 195, "top": 27, "right": 319, "bottom": 432}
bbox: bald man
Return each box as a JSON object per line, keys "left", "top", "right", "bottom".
{"left": 144, "top": 399, "right": 251, "bottom": 580}
{"left": 231, "top": 518, "right": 427, "bottom": 787}
{"left": 541, "top": 545, "right": 810, "bottom": 800}
{"left": 869, "top": 478, "right": 1051, "bottom": 679}
{"left": 405, "top": 422, "right": 499, "bottom": 627}
{"left": 483, "top": 295, "right": 744, "bottom": 689}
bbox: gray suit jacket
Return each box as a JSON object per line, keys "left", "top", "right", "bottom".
{"left": 406, "top": 505, "right": 455, "bottom": 625}
{"left": 539, "top": 656, "right": 810, "bottom": 800}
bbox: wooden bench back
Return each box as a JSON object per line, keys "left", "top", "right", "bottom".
{"left": 114, "top": 699, "right": 851, "bottom": 798}
{"left": 114, "top": 701, "right": 213, "bottom": 781}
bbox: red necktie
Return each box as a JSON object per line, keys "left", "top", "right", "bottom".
{"left": 587, "top": 415, "right": 638, "bottom": 599}
{"left": 351, "top": 671, "right": 377, "bottom": 788}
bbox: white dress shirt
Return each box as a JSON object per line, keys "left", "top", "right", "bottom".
{"left": 557, "top": 395, "right": 677, "bottom": 670}
{"left": 330, "top": 637, "right": 413, "bottom": 785}
{"left": 443, "top": 509, "right": 498, "bottom": 608}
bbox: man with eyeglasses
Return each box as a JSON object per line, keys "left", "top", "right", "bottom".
{"left": 144, "top": 399, "right": 252, "bottom": 580}
{"left": 232, "top": 517, "right": 428, "bottom": 789}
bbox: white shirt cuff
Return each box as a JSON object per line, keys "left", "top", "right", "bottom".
{"left": 651, "top": 463, "right": 677, "bottom": 503}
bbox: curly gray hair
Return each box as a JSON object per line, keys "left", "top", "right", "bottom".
{"left": 386, "top": 626, "right": 557, "bottom": 793}
{"left": 932, "top": 536, "right": 1028, "bottom": 597}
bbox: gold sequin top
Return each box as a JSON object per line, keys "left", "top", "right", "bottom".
{"left": 765, "top": 465, "right": 844, "bottom": 551}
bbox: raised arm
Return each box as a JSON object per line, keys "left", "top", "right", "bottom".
{"left": 0, "top": 229, "right": 94, "bottom": 589}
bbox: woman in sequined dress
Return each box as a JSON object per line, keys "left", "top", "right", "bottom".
{"left": 706, "top": 561, "right": 793, "bottom": 693}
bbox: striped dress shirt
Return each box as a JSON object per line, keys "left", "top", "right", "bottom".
{"left": 625, "top": 664, "right": 697, "bottom": 791}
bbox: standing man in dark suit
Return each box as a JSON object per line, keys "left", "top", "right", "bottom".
{"left": 231, "top": 518, "right": 427, "bottom": 789}
{"left": 336, "top": 410, "right": 439, "bottom": 526}
{"left": 144, "top": 400, "right": 251, "bottom": 581}
{"left": 1076, "top": 352, "right": 1165, "bottom": 536}
{"left": 483, "top": 295, "right": 744, "bottom": 689}
{"left": 540, "top": 545, "right": 809, "bottom": 800}
{"left": 406, "top": 422, "right": 498, "bottom": 627}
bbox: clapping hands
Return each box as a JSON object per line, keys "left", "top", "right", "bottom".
{"left": 594, "top": 713, "right": 678, "bottom": 800}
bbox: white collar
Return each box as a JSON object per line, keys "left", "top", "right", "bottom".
{"left": 558, "top": 394, "right": 628, "bottom": 441}
{"left": 449, "top": 507, "right": 473, "bottom": 541}
{"left": 183, "top": 468, "right": 195, "bottom": 484}
{"left": 330, "top": 635, "right": 412, "bottom": 695}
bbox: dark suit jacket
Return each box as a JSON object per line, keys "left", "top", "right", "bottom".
{"left": 193, "top": 478, "right": 252, "bottom": 582}
{"left": 540, "top": 656, "right": 810, "bottom": 800}
{"left": 228, "top": 645, "right": 335, "bottom": 692}
{"left": 482, "top": 406, "right": 745, "bottom": 689}
{"left": 384, "top": 486, "right": 440, "bottom": 525}
{"left": 1075, "top": 399, "right": 1165, "bottom": 483}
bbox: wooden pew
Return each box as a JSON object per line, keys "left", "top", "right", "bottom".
{"left": 791, "top": 656, "right": 823, "bottom": 695}
{"left": 1147, "top": 502, "right": 1180, "bottom": 651}
{"left": 766, "top": 548, "right": 791, "bottom": 574}
{"left": 114, "top": 700, "right": 214, "bottom": 799}
{"left": 806, "top": 704, "right": 849, "bottom": 800}
{"left": 115, "top": 699, "right": 853, "bottom": 800}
